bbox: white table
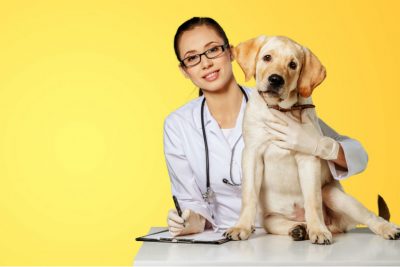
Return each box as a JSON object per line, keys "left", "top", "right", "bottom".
{"left": 134, "top": 227, "right": 400, "bottom": 266}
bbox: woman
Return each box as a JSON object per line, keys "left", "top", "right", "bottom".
{"left": 164, "top": 17, "right": 368, "bottom": 236}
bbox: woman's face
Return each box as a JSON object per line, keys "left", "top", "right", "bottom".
{"left": 178, "top": 25, "right": 234, "bottom": 93}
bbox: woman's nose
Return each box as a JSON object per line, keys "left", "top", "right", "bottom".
{"left": 201, "top": 55, "right": 213, "bottom": 69}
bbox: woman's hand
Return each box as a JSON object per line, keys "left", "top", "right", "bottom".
{"left": 167, "top": 209, "right": 206, "bottom": 237}
{"left": 266, "top": 109, "right": 340, "bottom": 160}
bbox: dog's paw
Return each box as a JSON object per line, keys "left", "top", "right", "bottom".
{"left": 289, "top": 224, "right": 309, "bottom": 241}
{"left": 376, "top": 222, "right": 400, "bottom": 240}
{"left": 223, "top": 226, "right": 254, "bottom": 241}
{"left": 308, "top": 227, "right": 332, "bottom": 245}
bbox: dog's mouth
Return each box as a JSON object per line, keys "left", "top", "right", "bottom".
{"left": 265, "top": 88, "right": 281, "bottom": 98}
{"left": 260, "top": 84, "right": 283, "bottom": 99}
{"left": 257, "top": 84, "right": 287, "bottom": 105}
{"left": 261, "top": 74, "right": 286, "bottom": 99}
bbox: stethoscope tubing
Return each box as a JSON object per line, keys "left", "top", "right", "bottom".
{"left": 200, "top": 86, "right": 248, "bottom": 201}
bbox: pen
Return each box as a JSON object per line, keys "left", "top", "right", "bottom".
{"left": 172, "top": 195, "right": 182, "bottom": 217}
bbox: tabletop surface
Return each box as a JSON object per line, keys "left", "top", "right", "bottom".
{"left": 134, "top": 227, "right": 400, "bottom": 266}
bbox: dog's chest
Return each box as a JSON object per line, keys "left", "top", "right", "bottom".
{"left": 262, "top": 144, "right": 302, "bottom": 195}
{"left": 259, "top": 146, "right": 305, "bottom": 217}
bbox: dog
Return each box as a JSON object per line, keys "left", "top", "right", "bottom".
{"left": 224, "top": 35, "right": 400, "bottom": 244}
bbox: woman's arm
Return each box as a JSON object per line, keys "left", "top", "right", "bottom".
{"left": 318, "top": 119, "right": 369, "bottom": 180}
{"left": 264, "top": 109, "right": 368, "bottom": 180}
{"left": 163, "top": 115, "right": 215, "bottom": 230}
{"left": 331, "top": 145, "right": 347, "bottom": 169}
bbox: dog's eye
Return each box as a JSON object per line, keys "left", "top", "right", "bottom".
{"left": 289, "top": 61, "right": 297, "bottom": 70}
{"left": 263, "top": 55, "right": 272, "bottom": 62}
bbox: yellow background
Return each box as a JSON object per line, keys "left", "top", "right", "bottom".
{"left": 0, "top": 0, "right": 399, "bottom": 265}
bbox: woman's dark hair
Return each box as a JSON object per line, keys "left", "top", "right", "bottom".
{"left": 174, "top": 17, "right": 230, "bottom": 96}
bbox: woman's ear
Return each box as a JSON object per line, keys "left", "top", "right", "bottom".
{"left": 229, "top": 45, "right": 234, "bottom": 62}
{"left": 178, "top": 64, "right": 189, "bottom": 79}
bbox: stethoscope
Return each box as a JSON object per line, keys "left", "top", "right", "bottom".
{"left": 200, "top": 85, "right": 249, "bottom": 204}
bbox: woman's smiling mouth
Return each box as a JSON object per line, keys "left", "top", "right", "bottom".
{"left": 203, "top": 70, "right": 220, "bottom": 81}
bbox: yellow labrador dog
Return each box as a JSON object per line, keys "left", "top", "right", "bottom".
{"left": 224, "top": 35, "right": 399, "bottom": 244}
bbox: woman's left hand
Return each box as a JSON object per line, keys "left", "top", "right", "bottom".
{"left": 265, "top": 109, "right": 340, "bottom": 160}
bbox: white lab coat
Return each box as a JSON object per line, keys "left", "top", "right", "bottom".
{"left": 163, "top": 86, "right": 368, "bottom": 230}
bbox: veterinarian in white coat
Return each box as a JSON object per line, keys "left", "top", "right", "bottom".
{"left": 165, "top": 17, "right": 368, "bottom": 236}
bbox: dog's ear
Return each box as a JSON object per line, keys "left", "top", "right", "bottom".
{"left": 234, "top": 35, "right": 269, "bottom": 81}
{"left": 297, "top": 47, "right": 326, "bottom": 98}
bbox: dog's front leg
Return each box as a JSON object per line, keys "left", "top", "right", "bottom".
{"left": 224, "top": 143, "right": 265, "bottom": 240}
{"left": 296, "top": 154, "right": 332, "bottom": 245}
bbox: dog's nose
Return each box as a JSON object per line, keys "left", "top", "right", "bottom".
{"left": 268, "top": 74, "right": 285, "bottom": 87}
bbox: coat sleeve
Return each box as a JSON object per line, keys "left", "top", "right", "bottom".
{"left": 318, "top": 118, "right": 369, "bottom": 180}
{"left": 163, "top": 115, "right": 216, "bottom": 229}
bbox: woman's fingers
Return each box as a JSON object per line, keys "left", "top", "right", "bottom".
{"left": 271, "top": 140, "right": 291, "bottom": 150}
{"left": 265, "top": 125, "right": 287, "bottom": 141}
{"left": 168, "top": 209, "right": 186, "bottom": 236}
{"left": 181, "top": 209, "right": 191, "bottom": 221}
{"left": 169, "top": 226, "right": 184, "bottom": 233}
{"left": 168, "top": 209, "right": 184, "bottom": 224}
{"left": 269, "top": 109, "right": 297, "bottom": 125}
{"left": 266, "top": 121, "right": 289, "bottom": 134}
{"left": 169, "top": 228, "right": 182, "bottom": 237}
{"left": 168, "top": 219, "right": 184, "bottom": 229}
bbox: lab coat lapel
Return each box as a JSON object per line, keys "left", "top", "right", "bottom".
{"left": 204, "top": 105, "right": 222, "bottom": 136}
{"left": 228, "top": 96, "right": 247, "bottom": 148}
{"left": 193, "top": 97, "right": 231, "bottom": 155}
{"left": 193, "top": 96, "right": 210, "bottom": 130}
{"left": 192, "top": 94, "right": 247, "bottom": 148}
{"left": 193, "top": 97, "right": 223, "bottom": 136}
{"left": 204, "top": 104, "right": 232, "bottom": 156}
{"left": 192, "top": 86, "right": 252, "bottom": 131}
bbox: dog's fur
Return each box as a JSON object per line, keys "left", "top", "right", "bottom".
{"left": 224, "top": 36, "right": 400, "bottom": 244}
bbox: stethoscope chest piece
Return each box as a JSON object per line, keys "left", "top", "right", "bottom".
{"left": 202, "top": 187, "right": 215, "bottom": 204}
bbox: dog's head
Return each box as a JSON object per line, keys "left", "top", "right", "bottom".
{"left": 234, "top": 35, "right": 326, "bottom": 108}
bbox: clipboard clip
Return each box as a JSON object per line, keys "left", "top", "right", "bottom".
{"left": 159, "top": 237, "right": 194, "bottom": 243}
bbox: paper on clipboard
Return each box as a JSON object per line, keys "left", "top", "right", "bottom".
{"left": 136, "top": 229, "right": 230, "bottom": 244}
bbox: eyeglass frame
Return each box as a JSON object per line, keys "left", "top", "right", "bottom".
{"left": 179, "top": 43, "right": 230, "bottom": 68}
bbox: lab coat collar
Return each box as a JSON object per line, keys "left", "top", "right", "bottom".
{"left": 192, "top": 92, "right": 248, "bottom": 144}
{"left": 193, "top": 95, "right": 211, "bottom": 130}
{"left": 229, "top": 98, "right": 246, "bottom": 146}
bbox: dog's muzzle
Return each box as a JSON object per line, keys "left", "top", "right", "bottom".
{"left": 265, "top": 74, "right": 285, "bottom": 97}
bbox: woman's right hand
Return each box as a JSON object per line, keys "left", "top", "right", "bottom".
{"left": 167, "top": 209, "right": 206, "bottom": 237}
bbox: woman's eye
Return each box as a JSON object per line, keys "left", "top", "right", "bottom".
{"left": 263, "top": 55, "right": 272, "bottom": 62}
{"left": 209, "top": 47, "right": 219, "bottom": 52}
{"left": 187, "top": 56, "right": 197, "bottom": 62}
{"left": 289, "top": 61, "right": 297, "bottom": 69}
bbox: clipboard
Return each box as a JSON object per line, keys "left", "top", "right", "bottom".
{"left": 136, "top": 229, "right": 230, "bottom": 245}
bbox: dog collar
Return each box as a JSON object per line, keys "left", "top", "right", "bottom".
{"left": 268, "top": 104, "right": 316, "bottom": 112}
{"left": 257, "top": 90, "right": 315, "bottom": 112}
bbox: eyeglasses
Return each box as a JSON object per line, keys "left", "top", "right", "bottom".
{"left": 180, "top": 44, "right": 230, "bottom": 68}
